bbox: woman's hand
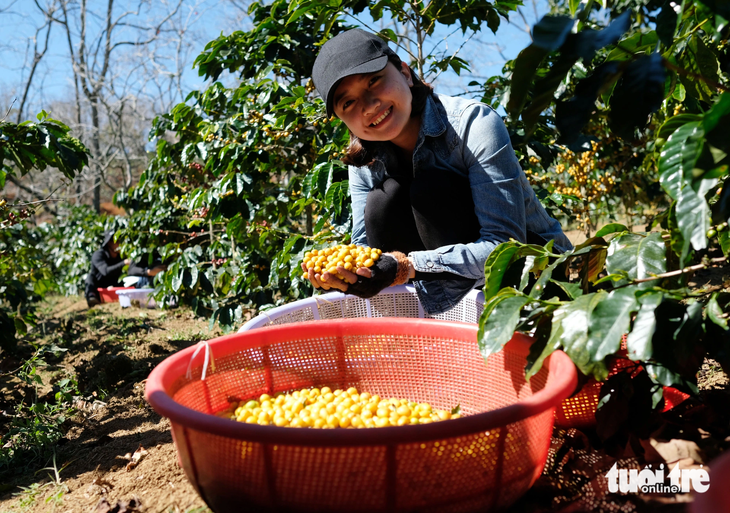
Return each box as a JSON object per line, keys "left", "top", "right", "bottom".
{"left": 147, "top": 265, "right": 167, "bottom": 277}
{"left": 344, "top": 254, "right": 398, "bottom": 298}
{"left": 302, "top": 254, "right": 410, "bottom": 298}
{"left": 301, "top": 262, "right": 372, "bottom": 292}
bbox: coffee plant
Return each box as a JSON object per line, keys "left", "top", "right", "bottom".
{"left": 38, "top": 205, "right": 119, "bottom": 296}
{"left": 476, "top": 0, "right": 730, "bottom": 442}
{"left": 1, "top": 113, "right": 89, "bottom": 351}
{"left": 115, "top": 0, "right": 521, "bottom": 330}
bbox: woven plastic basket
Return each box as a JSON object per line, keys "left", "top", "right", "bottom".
{"left": 146, "top": 318, "right": 577, "bottom": 513}
{"left": 239, "top": 285, "right": 486, "bottom": 330}
{"left": 240, "top": 286, "right": 605, "bottom": 429}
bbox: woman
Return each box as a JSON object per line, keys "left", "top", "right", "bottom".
{"left": 85, "top": 230, "right": 131, "bottom": 307}
{"left": 304, "top": 29, "right": 572, "bottom": 314}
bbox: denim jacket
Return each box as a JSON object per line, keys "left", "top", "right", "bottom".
{"left": 349, "top": 93, "right": 572, "bottom": 314}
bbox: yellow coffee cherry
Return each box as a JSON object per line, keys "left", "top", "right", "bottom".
{"left": 301, "top": 244, "right": 382, "bottom": 278}
{"left": 230, "top": 387, "right": 460, "bottom": 428}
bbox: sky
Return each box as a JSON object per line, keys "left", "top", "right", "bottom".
{"left": 0, "top": 0, "right": 547, "bottom": 121}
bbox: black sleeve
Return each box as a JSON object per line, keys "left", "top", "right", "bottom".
{"left": 91, "top": 251, "right": 126, "bottom": 278}
{"left": 127, "top": 261, "right": 147, "bottom": 277}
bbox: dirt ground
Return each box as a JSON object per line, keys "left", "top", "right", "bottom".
{"left": 0, "top": 297, "right": 216, "bottom": 513}
{"left": 0, "top": 286, "right": 729, "bottom": 513}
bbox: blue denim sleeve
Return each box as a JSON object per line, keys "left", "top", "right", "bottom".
{"left": 349, "top": 165, "right": 371, "bottom": 246}
{"left": 409, "top": 104, "right": 525, "bottom": 287}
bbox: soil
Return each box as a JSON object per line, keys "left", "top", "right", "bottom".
{"left": 0, "top": 297, "right": 216, "bottom": 513}
{"left": 0, "top": 291, "right": 729, "bottom": 513}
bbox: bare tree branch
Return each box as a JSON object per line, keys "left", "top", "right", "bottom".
{"left": 6, "top": 175, "right": 60, "bottom": 216}
{"left": 17, "top": 7, "right": 55, "bottom": 122}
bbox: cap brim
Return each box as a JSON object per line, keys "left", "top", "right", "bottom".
{"left": 326, "top": 55, "right": 389, "bottom": 117}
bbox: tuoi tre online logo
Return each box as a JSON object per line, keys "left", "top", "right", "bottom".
{"left": 606, "top": 462, "right": 710, "bottom": 494}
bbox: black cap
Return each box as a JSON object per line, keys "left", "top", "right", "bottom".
{"left": 312, "top": 29, "right": 398, "bottom": 118}
{"left": 102, "top": 230, "right": 115, "bottom": 249}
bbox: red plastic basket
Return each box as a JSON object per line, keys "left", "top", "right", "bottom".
{"left": 554, "top": 343, "right": 690, "bottom": 429}
{"left": 146, "top": 318, "right": 577, "bottom": 513}
{"left": 690, "top": 449, "right": 729, "bottom": 512}
{"left": 239, "top": 289, "right": 689, "bottom": 431}
{"left": 97, "top": 286, "right": 134, "bottom": 303}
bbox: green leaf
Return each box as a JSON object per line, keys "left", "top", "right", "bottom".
{"left": 482, "top": 241, "right": 554, "bottom": 300}
{"left": 546, "top": 293, "right": 608, "bottom": 379}
{"left": 519, "top": 255, "right": 536, "bottom": 291}
{"left": 658, "top": 121, "right": 703, "bottom": 200}
{"left": 171, "top": 270, "right": 184, "bottom": 293}
{"left": 672, "top": 81, "right": 686, "bottom": 101}
{"left": 14, "top": 316, "right": 27, "bottom": 336}
{"left": 675, "top": 179, "right": 713, "bottom": 255}
{"left": 532, "top": 16, "right": 575, "bottom": 51}
{"left": 549, "top": 279, "right": 583, "bottom": 299}
{"left": 529, "top": 251, "right": 571, "bottom": 299}
{"left": 378, "top": 28, "right": 397, "bottom": 43}
{"left": 282, "top": 234, "right": 302, "bottom": 255}
{"left": 573, "top": 237, "right": 609, "bottom": 287}
{"left": 477, "top": 289, "right": 531, "bottom": 358}
{"left": 506, "top": 45, "right": 549, "bottom": 119}
{"left": 287, "top": 5, "right": 311, "bottom": 25}
{"left": 703, "top": 92, "right": 730, "bottom": 133}
{"left": 657, "top": 114, "right": 703, "bottom": 141}
{"left": 506, "top": 15, "right": 575, "bottom": 119}
{"left": 569, "top": 0, "right": 581, "bottom": 16}
{"left": 586, "top": 288, "right": 638, "bottom": 361}
{"left": 483, "top": 242, "right": 522, "bottom": 300}
{"left": 607, "top": 53, "right": 666, "bottom": 139}
{"left": 522, "top": 53, "right": 580, "bottom": 132}
{"left": 605, "top": 31, "right": 658, "bottom": 62}
{"left": 679, "top": 35, "right": 720, "bottom": 103}
{"left": 573, "top": 11, "right": 631, "bottom": 62}
{"left": 525, "top": 317, "right": 561, "bottom": 380}
{"left": 593, "top": 271, "right": 630, "bottom": 286}
{"left": 324, "top": 181, "right": 347, "bottom": 216}
{"left": 656, "top": 0, "right": 679, "bottom": 46}
{"left": 699, "top": 0, "right": 730, "bottom": 19}
{"left": 594, "top": 223, "right": 629, "bottom": 238}
{"left": 605, "top": 232, "right": 666, "bottom": 281}
{"left": 625, "top": 291, "right": 664, "bottom": 360}
{"left": 645, "top": 362, "right": 698, "bottom": 393}
{"left": 183, "top": 267, "right": 199, "bottom": 289}
{"left": 487, "top": 8, "right": 501, "bottom": 33}
{"left": 719, "top": 230, "right": 730, "bottom": 256}
{"left": 706, "top": 293, "right": 728, "bottom": 329}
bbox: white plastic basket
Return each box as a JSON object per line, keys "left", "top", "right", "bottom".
{"left": 239, "top": 284, "right": 485, "bottom": 331}
{"left": 117, "top": 288, "right": 157, "bottom": 309}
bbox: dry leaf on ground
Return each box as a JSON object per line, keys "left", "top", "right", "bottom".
{"left": 119, "top": 446, "right": 149, "bottom": 471}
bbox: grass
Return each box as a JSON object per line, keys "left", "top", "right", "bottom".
{"left": 4, "top": 453, "right": 69, "bottom": 513}
{"left": 165, "top": 327, "right": 206, "bottom": 343}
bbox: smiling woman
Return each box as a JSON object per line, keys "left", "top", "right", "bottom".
{"left": 333, "top": 61, "right": 420, "bottom": 151}
{"left": 306, "top": 29, "right": 573, "bottom": 314}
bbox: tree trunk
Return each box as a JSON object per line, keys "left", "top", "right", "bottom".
{"left": 91, "top": 95, "right": 102, "bottom": 213}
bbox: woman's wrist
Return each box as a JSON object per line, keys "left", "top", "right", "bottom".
{"left": 386, "top": 252, "right": 412, "bottom": 286}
